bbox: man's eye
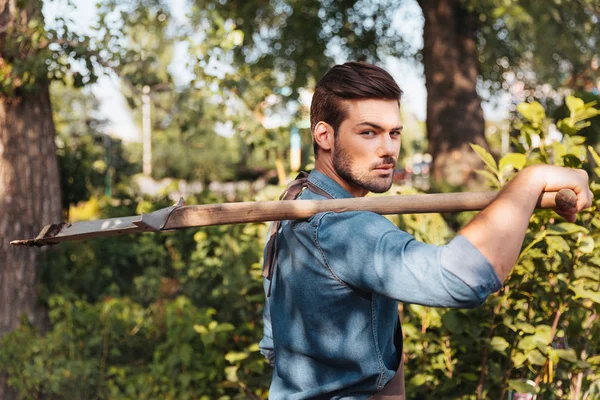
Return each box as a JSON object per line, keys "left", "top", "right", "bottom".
{"left": 390, "top": 131, "right": 401, "bottom": 137}
{"left": 361, "top": 130, "right": 376, "bottom": 137}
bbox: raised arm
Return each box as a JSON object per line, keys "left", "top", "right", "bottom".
{"left": 459, "top": 165, "right": 593, "bottom": 282}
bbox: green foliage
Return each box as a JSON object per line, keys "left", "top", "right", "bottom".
{"left": 0, "top": 294, "right": 265, "bottom": 399}
{"left": 466, "top": 0, "right": 600, "bottom": 94}
{"left": 0, "top": 0, "right": 104, "bottom": 96}
{"left": 399, "top": 96, "right": 600, "bottom": 398}
{"left": 553, "top": 91, "right": 600, "bottom": 146}
{"left": 1, "top": 189, "right": 270, "bottom": 399}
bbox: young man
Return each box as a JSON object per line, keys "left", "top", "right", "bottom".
{"left": 259, "top": 62, "right": 593, "bottom": 399}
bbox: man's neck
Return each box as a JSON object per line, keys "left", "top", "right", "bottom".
{"left": 314, "top": 159, "right": 368, "bottom": 198}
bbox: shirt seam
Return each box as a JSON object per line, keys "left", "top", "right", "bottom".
{"left": 313, "top": 212, "right": 348, "bottom": 286}
{"left": 371, "top": 297, "right": 386, "bottom": 390}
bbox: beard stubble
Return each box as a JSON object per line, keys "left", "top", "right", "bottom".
{"left": 332, "top": 137, "right": 396, "bottom": 194}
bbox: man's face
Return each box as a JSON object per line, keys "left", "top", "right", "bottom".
{"left": 332, "top": 99, "right": 402, "bottom": 195}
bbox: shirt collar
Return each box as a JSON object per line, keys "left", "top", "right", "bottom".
{"left": 307, "top": 169, "right": 354, "bottom": 199}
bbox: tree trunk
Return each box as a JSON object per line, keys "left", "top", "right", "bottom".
{"left": 0, "top": 0, "right": 62, "bottom": 398}
{"left": 418, "top": 0, "right": 488, "bottom": 189}
{"left": 0, "top": 84, "right": 62, "bottom": 400}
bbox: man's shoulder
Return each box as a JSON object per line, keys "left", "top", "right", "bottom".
{"left": 317, "top": 209, "right": 398, "bottom": 236}
{"left": 295, "top": 188, "right": 399, "bottom": 233}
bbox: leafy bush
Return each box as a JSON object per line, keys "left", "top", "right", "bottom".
{"left": 400, "top": 97, "right": 600, "bottom": 399}
{"left": 1, "top": 192, "right": 270, "bottom": 399}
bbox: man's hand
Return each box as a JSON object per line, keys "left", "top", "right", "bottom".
{"left": 460, "top": 165, "right": 594, "bottom": 281}
{"left": 534, "top": 165, "right": 593, "bottom": 222}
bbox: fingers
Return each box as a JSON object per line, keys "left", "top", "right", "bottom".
{"left": 555, "top": 211, "right": 577, "bottom": 223}
{"left": 552, "top": 168, "right": 593, "bottom": 221}
{"left": 574, "top": 169, "right": 594, "bottom": 211}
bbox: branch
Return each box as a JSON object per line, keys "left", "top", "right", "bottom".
{"left": 477, "top": 301, "right": 502, "bottom": 399}
{"left": 39, "top": 38, "right": 172, "bottom": 98}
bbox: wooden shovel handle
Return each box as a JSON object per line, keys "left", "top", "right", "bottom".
{"left": 10, "top": 188, "right": 579, "bottom": 247}
{"left": 164, "top": 189, "right": 579, "bottom": 229}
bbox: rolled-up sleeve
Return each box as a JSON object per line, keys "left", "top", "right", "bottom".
{"left": 317, "top": 211, "right": 502, "bottom": 307}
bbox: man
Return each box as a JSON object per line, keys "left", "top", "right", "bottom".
{"left": 259, "top": 62, "right": 593, "bottom": 399}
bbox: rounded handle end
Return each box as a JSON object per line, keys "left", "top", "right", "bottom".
{"left": 555, "top": 188, "right": 577, "bottom": 211}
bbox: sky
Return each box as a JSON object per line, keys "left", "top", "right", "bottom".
{"left": 43, "top": 0, "right": 508, "bottom": 142}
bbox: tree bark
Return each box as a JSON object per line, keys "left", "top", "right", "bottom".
{"left": 0, "top": 84, "right": 62, "bottom": 400}
{"left": 418, "top": 0, "right": 488, "bottom": 189}
{"left": 0, "top": 0, "right": 62, "bottom": 398}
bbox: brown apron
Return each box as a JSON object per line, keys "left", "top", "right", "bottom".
{"left": 264, "top": 173, "right": 407, "bottom": 399}
{"left": 367, "top": 360, "right": 406, "bottom": 400}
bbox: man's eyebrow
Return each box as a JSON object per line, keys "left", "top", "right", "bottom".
{"left": 355, "top": 122, "right": 404, "bottom": 131}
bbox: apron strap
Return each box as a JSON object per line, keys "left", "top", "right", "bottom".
{"left": 262, "top": 172, "right": 332, "bottom": 296}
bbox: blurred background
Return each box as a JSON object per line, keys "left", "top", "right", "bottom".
{"left": 1, "top": 0, "right": 600, "bottom": 398}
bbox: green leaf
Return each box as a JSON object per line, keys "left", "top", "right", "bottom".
{"left": 569, "top": 135, "right": 586, "bottom": 145}
{"left": 490, "top": 336, "right": 510, "bottom": 352}
{"left": 552, "top": 142, "right": 566, "bottom": 166}
{"left": 470, "top": 143, "right": 498, "bottom": 173}
{"left": 247, "top": 343, "right": 260, "bottom": 352}
{"left": 563, "top": 154, "right": 583, "bottom": 168}
{"left": 566, "top": 96, "right": 599, "bottom": 125}
{"left": 474, "top": 169, "right": 501, "bottom": 187}
{"left": 462, "top": 372, "right": 479, "bottom": 382}
{"left": 545, "top": 236, "right": 570, "bottom": 255}
{"left": 554, "top": 348, "right": 578, "bottom": 363}
{"left": 588, "top": 146, "right": 600, "bottom": 166}
{"left": 213, "top": 323, "right": 235, "bottom": 333}
{"left": 515, "top": 322, "right": 536, "bottom": 334}
{"left": 573, "top": 108, "right": 599, "bottom": 124}
{"left": 545, "top": 223, "right": 588, "bottom": 236}
{"left": 508, "top": 379, "right": 538, "bottom": 394}
{"left": 225, "top": 351, "right": 249, "bottom": 363}
{"left": 523, "top": 131, "right": 533, "bottom": 148}
{"left": 517, "top": 101, "right": 545, "bottom": 125}
{"left": 202, "top": 332, "right": 216, "bottom": 345}
{"left": 586, "top": 355, "right": 600, "bottom": 365}
{"left": 578, "top": 236, "right": 595, "bottom": 253}
{"left": 409, "top": 374, "right": 430, "bottom": 386}
{"left": 193, "top": 324, "right": 207, "bottom": 334}
{"left": 511, "top": 351, "right": 527, "bottom": 367}
{"left": 499, "top": 153, "right": 527, "bottom": 171}
{"left": 442, "top": 311, "right": 464, "bottom": 334}
{"left": 574, "top": 266, "right": 600, "bottom": 281}
{"left": 570, "top": 285, "right": 600, "bottom": 304}
{"left": 518, "top": 335, "right": 546, "bottom": 351}
{"left": 566, "top": 96, "right": 585, "bottom": 115}
{"left": 548, "top": 348, "right": 560, "bottom": 363}
{"left": 527, "top": 349, "right": 547, "bottom": 366}
{"left": 557, "top": 118, "right": 578, "bottom": 135}
{"left": 225, "top": 365, "right": 239, "bottom": 382}
{"left": 534, "top": 325, "right": 553, "bottom": 344}
{"left": 589, "top": 146, "right": 600, "bottom": 177}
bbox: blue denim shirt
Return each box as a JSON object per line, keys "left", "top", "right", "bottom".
{"left": 260, "top": 170, "right": 502, "bottom": 399}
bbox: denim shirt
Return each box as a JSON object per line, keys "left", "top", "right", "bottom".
{"left": 259, "top": 170, "right": 502, "bottom": 400}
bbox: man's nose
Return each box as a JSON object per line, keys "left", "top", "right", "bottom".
{"left": 376, "top": 134, "right": 399, "bottom": 158}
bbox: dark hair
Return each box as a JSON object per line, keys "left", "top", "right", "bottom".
{"left": 310, "top": 62, "right": 403, "bottom": 157}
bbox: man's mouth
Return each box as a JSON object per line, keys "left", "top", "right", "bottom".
{"left": 374, "top": 164, "right": 395, "bottom": 170}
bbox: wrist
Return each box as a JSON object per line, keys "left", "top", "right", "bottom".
{"left": 513, "top": 165, "right": 547, "bottom": 193}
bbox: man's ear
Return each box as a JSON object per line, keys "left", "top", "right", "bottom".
{"left": 313, "top": 121, "right": 334, "bottom": 152}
